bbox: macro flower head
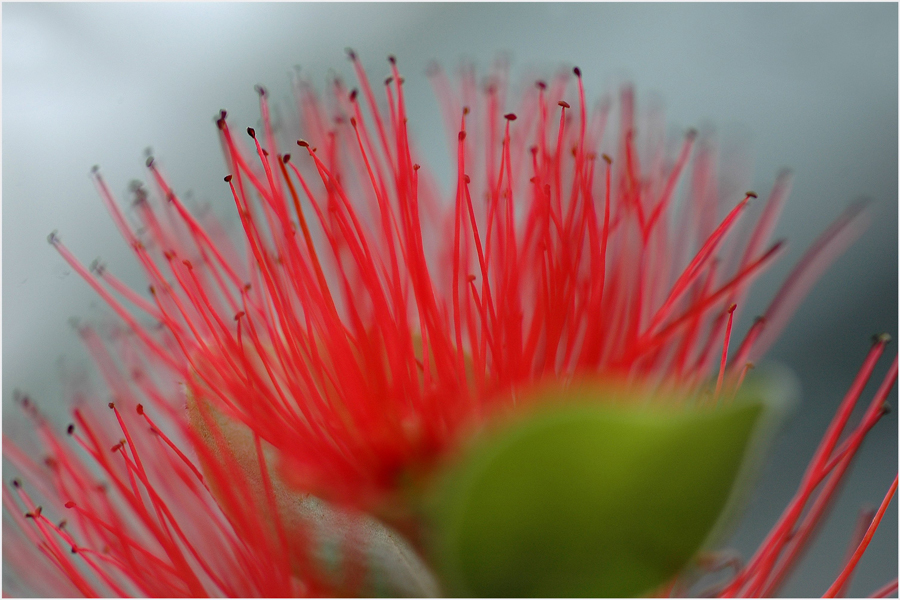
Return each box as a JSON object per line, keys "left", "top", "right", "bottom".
{"left": 4, "top": 51, "right": 896, "bottom": 597}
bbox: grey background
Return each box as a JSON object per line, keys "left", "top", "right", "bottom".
{"left": 3, "top": 3, "right": 897, "bottom": 596}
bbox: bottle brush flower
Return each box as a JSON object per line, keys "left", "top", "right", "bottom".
{"left": 4, "top": 52, "right": 896, "bottom": 597}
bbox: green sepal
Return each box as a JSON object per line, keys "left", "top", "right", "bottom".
{"left": 426, "top": 383, "right": 787, "bottom": 597}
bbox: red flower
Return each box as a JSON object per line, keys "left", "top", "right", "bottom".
{"left": 5, "top": 53, "right": 895, "bottom": 597}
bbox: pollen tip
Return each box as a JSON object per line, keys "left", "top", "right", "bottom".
{"left": 558, "top": 100, "right": 571, "bottom": 109}
{"left": 47, "top": 230, "right": 59, "bottom": 245}
{"left": 67, "top": 424, "right": 74, "bottom": 435}
{"left": 601, "top": 153, "right": 613, "bottom": 164}
{"left": 873, "top": 333, "right": 892, "bottom": 344}
{"left": 385, "top": 76, "right": 393, "bottom": 86}
{"left": 728, "top": 303, "right": 738, "bottom": 312}
{"left": 573, "top": 66, "right": 582, "bottom": 77}
{"left": 71, "top": 546, "right": 78, "bottom": 554}
{"left": 283, "top": 153, "right": 291, "bottom": 163}
{"left": 247, "top": 127, "right": 256, "bottom": 139}
{"left": 349, "top": 88, "right": 358, "bottom": 102}
{"left": 108, "top": 402, "right": 115, "bottom": 410}
{"left": 350, "top": 116, "right": 358, "bottom": 127}
{"left": 224, "top": 175, "right": 233, "bottom": 183}
{"left": 458, "top": 131, "right": 467, "bottom": 141}
{"left": 504, "top": 112, "right": 517, "bottom": 121}
{"left": 686, "top": 128, "right": 698, "bottom": 139}
{"left": 136, "top": 404, "right": 144, "bottom": 415}
{"left": 463, "top": 106, "right": 470, "bottom": 115}
{"left": 65, "top": 501, "right": 76, "bottom": 509}
{"left": 536, "top": 80, "right": 547, "bottom": 90}
{"left": 345, "top": 47, "right": 357, "bottom": 60}
{"left": 234, "top": 311, "right": 245, "bottom": 321}
{"left": 297, "top": 139, "right": 309, "bottom": 148}
{"left": 145, "top": 156, "right": 155, "bottom": 168}
{"left": 746, "top": 191, "right": 758, "bottom": 199}
{"left": 413, "top": 163, "right": 421, "bottom": 171}
{"left": 388, "top": 54, "right": 397, "bottom": 65}
{"left": 254, "top": 84, "right": 267, "bottom": 97}
{"left": 11, "top": 479, "right": 20, "bottom": 488}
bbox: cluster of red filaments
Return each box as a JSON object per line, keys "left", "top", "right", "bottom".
{"left": 5, "top": 53, "right": 894, "bottom": 596}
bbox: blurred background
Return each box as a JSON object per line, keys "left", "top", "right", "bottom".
{"left": 3, "top": 3, "right": 896, "bottom": 596}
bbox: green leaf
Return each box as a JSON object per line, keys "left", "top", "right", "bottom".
{"left": 427, "top": 387, "right": 777, "bottom": 597}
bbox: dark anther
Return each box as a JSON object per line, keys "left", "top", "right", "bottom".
{"left": 108, "top": 402, "right": 115, "bottom": 409}
{"left": 385, "top": 76, "right": 393, "bottom": 86}
{"left": 247, "top": 127, "right": 256, "bottom": 139}
{"left": 67, "top": 424, "right": 75, "bottom": 435}
{"left": 146, "top": 156, "right": 155, "bottom": 168}
{"left": 283, "top": 154, "right": 291, "bottom": 163}
{"left": 458, "top": 131, "right": 467, "bottom": 141}
{"left": 219, "top": 109, "right": 228, "bottom": 120}
{"left": 262, "top": 149, "right": 269, "bottom": 157}
{"left": 182, "top": 260, "right": 193, "bottom": 269}
{"left": 413, "top": 164, "right": 420, "bottom": 171}
{"left": 224, "top": 175, "right": 233, "bottom": 183}
{"left": 234, "top": 311, "right": 245, "bottom": 321}
{"left": 536, "top": 80, "right": 547, "bottom": 90}
{"left": 345, "top": 48, "right": 357, "bottom": 60}
{"left": 350, "top": 117, "right": 357, "bottom": 127}
{"left": 349, "top": 89, "right": 358, "bottom": 102}
{"left": 255, "top": 84, "right": 267, "bottom": 97}
{"left": 573, "top": 66, "right": 582, "bottom": 77}
{"left": 297, "top": 140, "right": 309, "bottom": 148}
{"left": 11, "top": 479, "right": 20, "bottom": 488}
{"left": 463, "top": 174, "right": 471, "bottom": 184}
{"left": 746, "top": 191, "right": 758, "bottom": 199}
{"left": 136, "top": 404, "right": 144, "bottom": 415}
{"left": 467, "top": 274, "right": 477, "bottom": 282}
{"left": 601, "top": 154, "right": 613, "bottom": 164}
{"left": 558, "top": 101, "right": 571, "bottom": 109}
{"left": 388, "top": 55, "right": 396, "bottom": 65}
{"left": 71, "top": 546, "right": 78, "bottom": 554}
{"left": 65, "top": 501, "right": 76, "bottom": 509}
{"left": 504, "top": 113, "right": 517, "bottom": 121}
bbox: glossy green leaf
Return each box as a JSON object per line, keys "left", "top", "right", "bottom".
{"left": 428, "top": 388, "right": 777, "bottom": 597}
